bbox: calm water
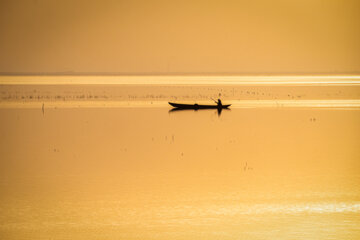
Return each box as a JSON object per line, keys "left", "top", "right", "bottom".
{"left": 0, "top": 77, "right": 360, "bottom": 239}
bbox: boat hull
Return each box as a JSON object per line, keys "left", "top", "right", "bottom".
{"left": 168, "top": 102, "right": 231, "bottom": 109}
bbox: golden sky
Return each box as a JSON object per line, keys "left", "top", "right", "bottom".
{"left": 0, "top": 0, "right": 359, "bottom": 74}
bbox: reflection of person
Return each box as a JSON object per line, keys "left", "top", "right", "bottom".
{"left": 216, "top": 99, "right": 222, "bottom": 107}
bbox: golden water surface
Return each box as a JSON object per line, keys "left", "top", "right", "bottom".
{"left": 0, "top": 76, "right": 359, "bottom": 239}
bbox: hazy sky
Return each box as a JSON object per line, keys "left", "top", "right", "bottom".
{"left": 0, "top": 0, "right": 359, "bottom": 74}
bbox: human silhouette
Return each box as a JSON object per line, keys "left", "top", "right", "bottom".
{"left": 216, "top": 99, "right": 222, "bottom": 107}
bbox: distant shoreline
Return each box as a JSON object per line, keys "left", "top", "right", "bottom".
{"left": 1, "top": 72, "right": 360, "bottom": 77}
{"left": 1, "top": 75, "right": 360, "bottom": 86}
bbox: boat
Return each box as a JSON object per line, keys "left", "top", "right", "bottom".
{"left": 168, "top": 102, "right": 231, "bottom": 109}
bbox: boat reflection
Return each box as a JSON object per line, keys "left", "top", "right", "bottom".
{"left": 169, "top": 107, "right": 230, "bottom": 116}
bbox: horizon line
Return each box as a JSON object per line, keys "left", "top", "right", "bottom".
{"left": 1, "top": 71, "right": 360, "bottom": 77}
{"left": 1, "top": 75, "right": 360, "bottom": 85}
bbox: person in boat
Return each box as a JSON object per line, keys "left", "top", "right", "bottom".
{"left": 216, "top": 99, "right": 223, "bottom": 107}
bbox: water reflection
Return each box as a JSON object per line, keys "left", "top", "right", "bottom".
{"left": 169, "top": 107, "right": 231, "bottom": 116}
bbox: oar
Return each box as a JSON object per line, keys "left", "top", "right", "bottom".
{"left": 210, "top": 97, "right": 217, "bottom": 104}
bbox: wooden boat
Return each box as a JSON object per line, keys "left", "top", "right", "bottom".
{"left": 168, "top": 102, "right": 231, "bottom": 109}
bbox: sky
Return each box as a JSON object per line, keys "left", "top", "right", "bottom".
{"left": 0, "top": 0, "right": 359, "bottom": 75}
